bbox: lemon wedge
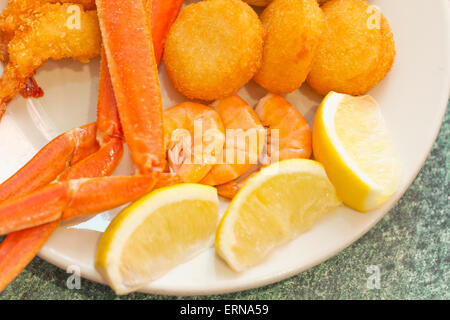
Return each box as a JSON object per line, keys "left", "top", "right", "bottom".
{"left": 313, "top": 92, "right": 400, "bottom": 212}
{"left": 95, "top": 184, "right": 219, "bottom": 295}
{"left": 215, "top": 159, "right": 341, "bottom": 272}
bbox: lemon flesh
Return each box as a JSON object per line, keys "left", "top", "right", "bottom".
{"left": 216, "top": 159, "right": 341, "bottom": 272}
{"left": 96, "top": 184, "right": 219, "bottom": 295}
{"left": 313, "top": 92, "right": 400, "bottom": 212}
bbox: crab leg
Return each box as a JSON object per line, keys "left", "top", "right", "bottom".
{"left": 96, "top": 0, "right": 165, "bottom": 172}
{"left": 0, "top": 170, "right": 179, "bottom": 288}
{"left": 59, "top": 138, "right": 123, "bottom": 181}
{"left": 0, "top": 54, "right": 123, "bottom": 291}
{"left": 0, "top": 0, "right": 170, "bottom": 234}
{"left": 0, "top": 0, "right": 181, "bottom": 198}
{"left": 0, "top": 142, "right": 124, "bottom": 292}
{"left": 96, "top": 50, "right": 123, "bottom": 141}
{"left": 0, "top": 221, "right": 60, "bottom": 292}
{"left": 0, "top": 123, "right": 99, "bottom": 202}
{"left": 0, "top": 158, "right": 123, "bottom": 291}
{"left": 150, "top": 0, "right": 184, "bottom": 65}
{"left": 0, "top": 174, "right": 158, "bottom": 235}
{"left": 0, "top": 0, "right": 182, "bottom": 291}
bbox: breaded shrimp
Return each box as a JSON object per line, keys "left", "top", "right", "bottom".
{"left": 0, "top": 1, "right": 98, "bottom": 101}
{"left": 164, "top": 0, "right": 265, "bottom": 101}
{"left": 307, "top": 0, "right": 395, "bottom": 96}
{"left": 254, "top": 0, "right": 324, "bottom": 94}
{"left": 0, "top": 3, "right": 100, "bottom": 117}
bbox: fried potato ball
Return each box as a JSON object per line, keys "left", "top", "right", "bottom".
{"left": 164, "top": 0, "right": 264, "bottom": 101}
{"left": 307, "top": 0, "right": 396, "bottom": 96}
{"left": 253, "top": 0, "right": 324, "bottom": 94}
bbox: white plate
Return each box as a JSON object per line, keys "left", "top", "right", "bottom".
{"left": 0, "top": 0, "right": 449, "bottom": 295}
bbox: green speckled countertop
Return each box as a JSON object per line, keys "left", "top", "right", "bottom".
{"left": 0, "top": 100, "right": 448, "bottom": 300}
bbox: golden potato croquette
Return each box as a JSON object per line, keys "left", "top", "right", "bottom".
{"left": 163, "top": 0, "right": 264, "bottom": 101}
{"left": 307, "top": 0, "right": 395, "bottom": 96}
{"left": 253, "top": 0, "right": 324, "bottom": 94}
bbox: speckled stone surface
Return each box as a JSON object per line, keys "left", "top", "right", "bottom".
{"left": 0, "top": 100, "right": 448, "bottom": 300}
